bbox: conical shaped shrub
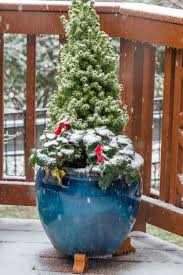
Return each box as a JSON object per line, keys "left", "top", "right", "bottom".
{"left": 48, "top": 0, "right": 128, "bottom": 134}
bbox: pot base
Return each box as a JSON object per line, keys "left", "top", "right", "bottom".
{"left": 72, "top": 237, "right": 135, "bottom": 274}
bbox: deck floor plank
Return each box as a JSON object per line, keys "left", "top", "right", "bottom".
{"left": 0, "top": 218, "right": 183, "bottom": 275}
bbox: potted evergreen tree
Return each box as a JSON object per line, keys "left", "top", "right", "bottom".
{"left": 30, "top": 0, "right": 143, "bottom": 272}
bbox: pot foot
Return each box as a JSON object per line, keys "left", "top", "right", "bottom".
{"left": 113, "top": 237, "right": 135, "bottom": 256}
{"left": 72, "top": 254, "right": 88, "bottom": 274}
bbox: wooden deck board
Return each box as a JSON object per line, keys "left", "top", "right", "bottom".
{"left": 0, "top": 218, "right": 183, "bottom": 275}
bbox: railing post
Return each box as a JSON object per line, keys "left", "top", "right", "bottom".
{"left": 0, "top": 33, "right": 4, "bottom": 180}
{"left": 120, "top": 39, "right": 155, "bottom": 231}
{"left": 120, "top": 39, "right": 155, "bottom": 196}
{"left": 25, "top": 35, "right": 36, "bottom": 182}
{"left": 120, "top": 39, "right": 143, "bottom": 141}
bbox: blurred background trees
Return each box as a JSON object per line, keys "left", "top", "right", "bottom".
{"left": 4, "top": 0, "right": 181, "bottom": 111}
{"left": 4, "top": 35, "right": 59, "bottom": 111}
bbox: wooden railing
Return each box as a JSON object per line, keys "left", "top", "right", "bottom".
{"left": 0, "top": 1, "right": 182, "bottom": 236}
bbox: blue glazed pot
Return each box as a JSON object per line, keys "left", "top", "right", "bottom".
{"left": 35, "top": 168, "right": 141, "bottom": 256}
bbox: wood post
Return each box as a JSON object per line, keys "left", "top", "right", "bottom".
{"left": 0, "top": 33, "right": 4, "bottom": 180}
{"left": 120, "top": 39, "right": 155, "bottom": 196}
{"left": 25, "top": 35, "right": 36, "bottom": 182}
{"left": 169, "top": 50, "right": 183, "bottom": 206}
{"left": 160, "top": 48, "right": 176, "bottom": 202}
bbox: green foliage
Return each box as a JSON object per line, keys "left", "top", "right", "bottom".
{"left": 30, "top": 127, "right": 143, "bottom": 189}
{"left": 48, "top": 0, "right": 128, "bottom": 134}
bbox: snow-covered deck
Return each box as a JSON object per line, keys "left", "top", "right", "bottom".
{"left": 0, "top": 218, "right": 183, "bottom": 275}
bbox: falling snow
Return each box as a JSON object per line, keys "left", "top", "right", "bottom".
{"left": 87, "top": 197, "right": 91, "bottom": 204}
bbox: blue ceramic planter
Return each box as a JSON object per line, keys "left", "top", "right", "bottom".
{"left": 35, "top": 168, "right": 141, "bottom": 256}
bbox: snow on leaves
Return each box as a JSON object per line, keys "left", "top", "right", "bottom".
{"left": 30, "top": 126, "right": 143, "bottom": 189}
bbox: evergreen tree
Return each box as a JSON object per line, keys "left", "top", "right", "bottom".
{"left": 48, "top": 0, "right": 128, "bottom": 134}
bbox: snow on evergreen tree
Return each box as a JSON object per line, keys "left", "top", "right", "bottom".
{"left": 48, "top": 0, "right": 128, "bottom": 134}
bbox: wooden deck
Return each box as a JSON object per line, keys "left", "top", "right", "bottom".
{"left": 0, "top": 218, "right": 183, "bottom": 275}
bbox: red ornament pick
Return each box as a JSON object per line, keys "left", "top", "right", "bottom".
{"left": 95, "top": 145, "right": 104, "bottom": 155}
{"left": 54, "top": 120, "right": 69, "bottom": 135}
{"left": 54, "top": 125, "right": 62, "bottom": 135}
{"left": 95, "top": 145, "right": 105, "bottom": 165}
{"left": 97, "top": 154, "right": 105, "bottom": 165}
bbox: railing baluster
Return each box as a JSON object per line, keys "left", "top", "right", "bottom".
{"left": 160, "top": 48, "right": 176, "bottom": 202}
{"left": 25, "top": 35, "right": 36, "bottom": 182}
{"left": 140, "top": 45, "right": 155, "bottom": 195}
{"left": 120, "top": 38, "right": 136, "bottom": 139}
{"left": 169, "top": 50, "right": 183, "bottom": 206}
{"left": 0, "top": 34, "right": 4, "bottom": 180}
